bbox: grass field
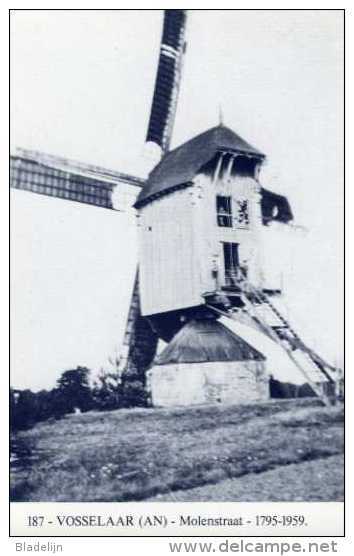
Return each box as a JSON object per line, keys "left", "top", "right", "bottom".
{"left": 10, "top": 398, "right": 344, "bottom": 502}
{"left": 150, "top": 455, "right": 344, "bottom": 501}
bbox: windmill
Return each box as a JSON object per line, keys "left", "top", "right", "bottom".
{"left": 119, "top": 10, "right": 339, "bottom": 407}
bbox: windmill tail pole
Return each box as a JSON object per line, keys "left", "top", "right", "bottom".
{"left": 207, "top": 268, "right": 341, "bottom": 408}
{"left": 145, "top": 10, "right": 187, "bottom": 157}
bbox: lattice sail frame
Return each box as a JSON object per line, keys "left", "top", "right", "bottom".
{"left": 120, "top": 10, "right": 188, "bottom": 380}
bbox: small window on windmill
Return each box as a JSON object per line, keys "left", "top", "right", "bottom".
{"left": 216, "top": 195, "right": 232, "bottom": 227}
{"left": 235, "top": 199, "right": 249, "bottom": 228}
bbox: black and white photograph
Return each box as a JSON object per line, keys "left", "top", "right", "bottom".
{"left": 10, "top": 8, "right": 344, "bottom": 533}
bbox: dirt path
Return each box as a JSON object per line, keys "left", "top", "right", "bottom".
{"left": 149, "top": 455, "right": 344, "bottom": 502}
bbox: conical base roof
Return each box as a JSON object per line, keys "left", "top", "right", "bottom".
{"left": 154, "top": 318, "right": 265, "bottom": 366}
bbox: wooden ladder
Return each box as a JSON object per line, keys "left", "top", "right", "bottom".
{"left": 207, "top": 277, "right": 339, "bottom": 407}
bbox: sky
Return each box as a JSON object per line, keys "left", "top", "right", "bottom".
{"left": 10, "top": 10, "right": 344, "bottom": 390}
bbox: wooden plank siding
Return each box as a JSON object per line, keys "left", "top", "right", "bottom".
{"left": 139, "top": 187, "right": 200, "bottom": 315}
{"left": 138, "top": 171, "right": 282, "bottom": 317}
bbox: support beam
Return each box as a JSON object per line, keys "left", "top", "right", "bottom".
{"left": 213, "top": 152, "right": 225, "bottom": 184}
{"left": 225, "top": 154, "right": 235, "bottom": 182}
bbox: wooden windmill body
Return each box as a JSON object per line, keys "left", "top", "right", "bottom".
{"left": 121, "top": 10, "right": 339, "bottom": 407}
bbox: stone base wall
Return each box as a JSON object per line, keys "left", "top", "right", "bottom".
{"left": 147, "top": 361, "right": 269, "bottom": 407}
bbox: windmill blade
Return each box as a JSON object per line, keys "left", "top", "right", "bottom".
{"left": 120, "top": 10, "right": 188, "bottom": 384}
{"left": 146, "top": 9, "right": 187, "bottom": 153}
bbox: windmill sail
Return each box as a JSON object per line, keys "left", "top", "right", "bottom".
{"left": 146, "top": 9, "right": 187, "bottom": 153}
{"left": 120, "top": 10, "right": 188, "bottom": 383}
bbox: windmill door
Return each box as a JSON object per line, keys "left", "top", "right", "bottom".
{"left": 223, "top": 242, "right": 240, "bottom": 287}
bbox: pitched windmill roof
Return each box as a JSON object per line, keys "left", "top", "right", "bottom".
{"left": 135, "top": 125, "right": 265, "bottom": 208}
{"left": 154, "top": 318, "right": 266, "bottom": 366}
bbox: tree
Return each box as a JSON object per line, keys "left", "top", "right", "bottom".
{"left": 56, "top": 366, "right": 93, "bottom": 413}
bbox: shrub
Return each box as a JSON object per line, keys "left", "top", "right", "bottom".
{"left": 91, "top": 370, "right": 122, "bottom": 411}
